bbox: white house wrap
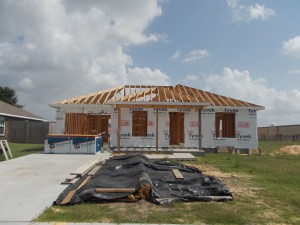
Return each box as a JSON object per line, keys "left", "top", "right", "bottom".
{"left": 49, "top": 84, "right": 264, "bottom": 151}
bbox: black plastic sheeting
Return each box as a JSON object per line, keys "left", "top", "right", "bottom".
{"left": 55, "top": 154, "right": 233, "bottom": 205}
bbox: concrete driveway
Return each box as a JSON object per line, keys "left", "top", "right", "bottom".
{"left": 0, "top": 152, "right": 111, "bottom": 223}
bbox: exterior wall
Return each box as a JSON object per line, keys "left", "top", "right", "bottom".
{"left": 54, "top": 105, "right": 111, "bottom": 134}
{"left": 201, "top": 107, "right": 258, "bottom": 149}
{"left": 110, "top": 108, "right": 159, "bottom": 147}
{"left": 54, "top": 105, "right": 259, "bottom": 149}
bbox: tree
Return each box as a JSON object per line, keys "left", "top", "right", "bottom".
{"left": 0, "top": 87, "right": 23, "bottom": 108}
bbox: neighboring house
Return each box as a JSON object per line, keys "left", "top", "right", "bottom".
{"left": 0, "top": 100, "right": 48, "bottom": 143}
{"left": 49, "top": 84, "right": 264, "bottom": 150}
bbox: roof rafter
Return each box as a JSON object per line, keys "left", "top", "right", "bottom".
{"left": 52, "top": 84, "right": 263, "bottom": 109}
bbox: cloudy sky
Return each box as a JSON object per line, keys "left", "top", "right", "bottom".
{"left": 0, "top": 0, "right": 300, "bottom": 126}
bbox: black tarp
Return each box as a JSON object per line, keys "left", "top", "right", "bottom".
{"left": 55, "top": 154, "right": 233, "bottom": 205}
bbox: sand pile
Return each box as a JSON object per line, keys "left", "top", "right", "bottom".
{"left": 275, "top": 145, "right": 300, "bottom": 155}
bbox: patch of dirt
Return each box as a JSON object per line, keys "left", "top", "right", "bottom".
{"left": 275, "top": 145, "right": 300, "bottom": 155}
{"left": 51, "top": 207, "right": 64, "bottom": 213}
{"left": 189, "top": 164, "right": 260, "bottom": 198}
{"left": 108, "top": 200, "right": 165, "bottom": 217}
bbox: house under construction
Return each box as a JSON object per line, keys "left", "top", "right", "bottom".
{"left": 48, "top": 84, "right": 264, "bottom": 151}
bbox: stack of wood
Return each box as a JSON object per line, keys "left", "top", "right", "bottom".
{"left": 60, "top": 159, "right": 106, "bottom": 205}
{"left": 94, "top": 184, "right": 151, "bottom": 202}
{"left": 134, "top": 184, "right": 151, "bottom": 200}
{"left": 61, "top": 159, "right": 103, "bottom": 185}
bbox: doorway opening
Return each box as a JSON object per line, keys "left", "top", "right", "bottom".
{"left": 169, "top": 112, "right": 184, "bottom": 145}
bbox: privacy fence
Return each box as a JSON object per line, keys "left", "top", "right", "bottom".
{"left": 258, "top": 125, "right": 300, "bottom": 142}
{"left": 8, "top": 120, "right": 49, "bottom": 144}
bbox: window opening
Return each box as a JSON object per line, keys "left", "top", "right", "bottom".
{"left": 215, "top": 112, "right": 235, "bottom": 138}
{"left": 132, "top": 111, "right": 147, "bottom": 136}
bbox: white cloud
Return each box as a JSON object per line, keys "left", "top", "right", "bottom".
{"left": 183, "top": 49, "right": 209, "bottom": 63}
{"left": 288, "top": 69, "right": 300, "bottom": 75}
{"left": 282, "top": 36, "right": 300, "bottom": 58}
{"left": 126, "top": 67, "right": 170, "bottom": 85}
{"left": 185, "top": 74, "right": 199, "bottom": 82}
{"left": 248, "top": 4, "right": 276, "bottom": 21}
{"left": 227, "top": 0, "right": 275, "bottom": 22}
{"left": 0, "top": 0, "right": 164, "bottom": 119}
{"left": 170, "top": 50, "right": 180, "bottom": 60}
{"left": 203, "top": 67, "right": 300, "bottom": 126}
{"left": 18, "top": 78, "right": 34, "bottom": 90}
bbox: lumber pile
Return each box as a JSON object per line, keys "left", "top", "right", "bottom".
{"left": 60, "top": 159, "right": 106, "bottom": 205}
{"left": 61, "top": 159, "right": 104, "bottom": 185}
{"left": 93, "top": 184, "right": 151, "bottom": 202}
{"left": 135, "top": 184, "right": 151, "bottom": 200}
{"left": 57, "top": 155, "right": 233, "bottom": 205}
{"left": 61, "top": 176, "right": 91, "bottom": 205}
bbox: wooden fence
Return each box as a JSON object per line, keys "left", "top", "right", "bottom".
{"left": 258, "top": 125, "right": 300, "bottom": 142}
{"left": 8, "top": 120, "right": 49, "bottom": 144}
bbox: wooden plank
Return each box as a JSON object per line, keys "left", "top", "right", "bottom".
{"left": 169, "top": 87, "right": 176, "bottom": 102}
{"left": 76, "top": 175, "right": 91, "bottom": 190}
{"left": 95, "top": 188, "right": 135, "bottom": 193}
{"left": 156, "top": 108, "right": 158, "bottom": 150}
{"left": 61, "top": 177, "right": 80, "bottom": 185}
{"left": 65, "top": 174, "right": 78, "bottom": 182}
{"left": 61, "top": 176, "right": 91, "bottom": 204}
{"left": 172, "top": 169, "right": 184, "bottom": 179}
{"left": 207, "top": 196, "right": 233, "bottom": 201}
{"left": 87, "top": 165, "right": 101, "bottom": 176}
{"left": 117, "top": 108, "right": 121, "bottom": 149}
{"left": 61, "top": 190, "right": 76, "bottom": 204}
{"left": 155, "top": 196, "right": 233, "bottom": 203}
{"left": 127, "top": 194, "right": 136, "bottom": 201}
{"left": 181, "top": 85, "right": 192, "bottom": 102}
{"left": 70, "top": 159, "right": 99, "bottom": 176}
{"left": 173, "top": 153, "right": 196, "bottom": 160}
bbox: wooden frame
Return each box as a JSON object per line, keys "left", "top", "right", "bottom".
{"left": 132, "top": 111, "right": 147, "bottom": 137}
{"left": 64, "top": 113, "right": 110, "bottom": 139}
{"left": 215, "top": 112, "right": 236, "bottom": 138}
{"left": 169, "top": 112, "right": 184, "bottom": 145}
{"left": 117, "top": 108, "right": 121, "bottom": 149}
{"left": 52, "top": 84, "right": 263, "bottom": 109}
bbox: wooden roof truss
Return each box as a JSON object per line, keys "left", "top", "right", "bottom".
{"left": 52, "top": 84, "right": 263, "bottom": 108}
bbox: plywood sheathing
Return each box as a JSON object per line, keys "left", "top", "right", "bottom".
{"left": 52, "top": 84, "right": 263, "bottom": 108}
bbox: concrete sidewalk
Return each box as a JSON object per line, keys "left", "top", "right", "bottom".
{"left": 0, "top": 153, "right": 110, "bottom": 223}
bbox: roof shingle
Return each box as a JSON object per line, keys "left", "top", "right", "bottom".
{"left": 0, "top": 100, "right": 46, "bottom": 121}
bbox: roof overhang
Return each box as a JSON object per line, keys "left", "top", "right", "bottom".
{"left": 210, "top": 105, "right": 265, "bottom": 111}
{"left": 0, "top": 113, "right": 47, "bottom": 122}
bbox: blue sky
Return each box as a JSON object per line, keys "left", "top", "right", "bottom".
{"left": 0, "top": 0, "right": 300, "bottom": 126}
{"left": 131, "top": 0, "right": 300, "bottom": 90}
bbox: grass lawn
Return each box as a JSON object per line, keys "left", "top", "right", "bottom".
{"left": 0, "top": 142, "right": 44, "bottom": 161}
{"left": 35, "top": 141, "right": 300, "bottom": 224}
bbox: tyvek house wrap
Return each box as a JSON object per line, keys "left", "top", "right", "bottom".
{"left": 55, "top": 154, "right": 233, "bottom": 205}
